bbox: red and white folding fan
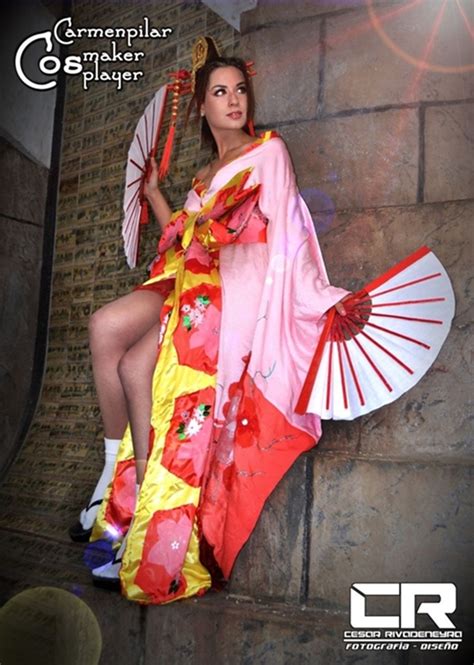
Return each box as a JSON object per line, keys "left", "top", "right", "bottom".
{"left": 122, "top": 71, "right": 191, "bottom": 268}
{"left": 295, "top": 246, "right": 455, "bottom": 420}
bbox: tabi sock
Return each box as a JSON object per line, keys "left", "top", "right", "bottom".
{"left": 80, "top": 437, "right": 121, "bottom": 529}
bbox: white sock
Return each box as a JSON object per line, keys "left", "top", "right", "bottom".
{"left": 79, "top": 437, "right": 121, "bottom": 529}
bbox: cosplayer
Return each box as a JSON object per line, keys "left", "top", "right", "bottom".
{"left": 69, "top": 36, "right": 353, "bottom": 604}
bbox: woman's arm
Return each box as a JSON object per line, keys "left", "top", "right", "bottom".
{"left": 143, "top": 156, "right": 172, "bottom": 233}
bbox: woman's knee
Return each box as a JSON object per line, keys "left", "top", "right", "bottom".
{"left": 89, "top": 304, "right": 124, "bottom": 353}
{"left": 89, "top": 292, "right": 163, "bottom": 356}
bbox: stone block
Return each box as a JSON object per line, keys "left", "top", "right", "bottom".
{"left": 0, "top": 216, "right": 43, "bottom": 472}
{"left": 324, "top": 3, "right": 474, "bottom": 113}
{"left": 79, "top": 586, "right": 143, "bottom": 665}
{"left": 283, "top": 109, "right": 418, "bottom": 209}
{"left": 240, "top": 18, "right": 321, "bottom": 125}
{"left": 0, "top": 137, "right": 48, "bottom": 225}
{"left": 242, "top": 0, "right": 406, "bottom": 32}
{"left": 228, "top": 455, "right": 306, "bottom": 602}
{"left": 308, "top": 457, "right": 473, "bottom": 620}
{"left": 315, "top": 200, "right": 473, "bottom": 463}
{"left": 144, "top": 594, "right": 401, "bottom": 665}
{"left": 425, "top": 103, "right": 474, "bottom": 203}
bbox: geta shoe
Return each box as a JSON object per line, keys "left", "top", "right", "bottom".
{"left": 69, "top": 521, "right": 92, "bottom": 542}
{"left": 68, "top": 498, "right": 103, "bottom": 542}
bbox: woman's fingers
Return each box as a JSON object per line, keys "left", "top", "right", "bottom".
{"left": 147, "top": 157, "right": 157, "bottom": 180}
{"left": 145, "top": 157, "right": 159, "bottom": 193}
{"left": 335, "top": 301, "right": 346, "bottom": 316}
{"left": 335, "top": 292, "right": 353, "bottom": 316}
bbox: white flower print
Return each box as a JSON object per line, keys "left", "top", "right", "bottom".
{"left": 194, "top": 408, "right": 206, "bottom": 423}
{"left": 189, "top": 310, "right": 204, "bottom": 326}
{"left": 176, "top": 403, "right": 211, "bottom": 441}
{"left": 181, "top": 294, "right": 211, "bottom": 332}
{"left": 185, "top": 418, "right": 203, "bottom": 437}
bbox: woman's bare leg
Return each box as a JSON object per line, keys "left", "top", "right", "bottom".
{"left": 92, "top": 322, "right": 164, "bottom": 582}
{"left": 89, "top": 289, "right": 165, "bottom": 437}
{"left": 117, "top": 321, "right": 162, "bottom": 485}
{"left": 70, "top": 289, "right": 164, "bottom": 540}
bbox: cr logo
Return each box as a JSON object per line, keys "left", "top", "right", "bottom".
{"left": 350, "top": 583, "right": 456, "bottom": 629}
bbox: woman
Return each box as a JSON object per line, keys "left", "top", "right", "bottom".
{"left": 70, "top": 42, "right": 351, "bottom": 604}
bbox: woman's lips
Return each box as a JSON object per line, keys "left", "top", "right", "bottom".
{"left": 227, "top": 112, "right": 242, "bottom": 119}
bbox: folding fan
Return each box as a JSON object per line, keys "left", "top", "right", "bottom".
{"left": 122, "top": 71, "right": 191, "bottom": 268}
{"left": 295, "top": 246, "right": 455, "bottom": 420}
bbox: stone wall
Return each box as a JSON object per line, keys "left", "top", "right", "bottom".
{"left": 240, "top": 0, "right": 473, "bottom": 620}
{"left": 0, "top": 139, "right": 48, "bottom": 473}
{"left": 0, "top": 0, "right": 58, "bottom": 475}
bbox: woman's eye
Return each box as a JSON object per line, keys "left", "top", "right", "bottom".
{"left": 214, "top": 86, "right": 247, "bottom": 96}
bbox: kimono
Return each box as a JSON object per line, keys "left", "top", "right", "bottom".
{"left": 91, "top": 129, "right": 350, "bottom": 604}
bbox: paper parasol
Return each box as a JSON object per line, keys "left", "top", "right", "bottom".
{"left": 122, "top": 71, "right": 191, "bottom": 269}
{"left": 295, "top": 246, "right": 455, "bottom": 420}
{"left": 122, "top": 86, "right": 167, "bottom": 269}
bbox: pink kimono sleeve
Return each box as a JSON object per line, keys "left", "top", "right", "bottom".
{"left": 259, "top": 137, "right": 350, "bottom": 320}
{"left": 246, "top": 137, "right": 350, "bottom": 424}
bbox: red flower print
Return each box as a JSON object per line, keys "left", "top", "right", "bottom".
{"left": 220, "top": 361, "right": 259, "bottom": 449}
{"left": 104, "top": 459, "right": 136, "bottom": 534}
{"left": 221, "top": 380, "right": 242, "bottom": 421}
{"left": 173, "top": 284, "right": 221, "bottom": 375}
{"left": 188, "top": 302, "right": 220, "bottom": 363}
{"left": 234, "top": 395, "right": 259, "bottom": 448}
{"left": 147, "top": 513, "right": 192, "bottom": 577}
{"left": 135, "top": 504, "right": 195, "bottom": 602}
{"left": 161, "top": 386, "right": 215, "bottom": 487}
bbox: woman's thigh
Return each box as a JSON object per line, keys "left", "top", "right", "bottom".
{"left": 89, "top": 289, "right": 165, "bottom": 353}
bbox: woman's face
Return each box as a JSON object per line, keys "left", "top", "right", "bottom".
{"left": 200, "top": 66, "right": 248, "bottom": 131}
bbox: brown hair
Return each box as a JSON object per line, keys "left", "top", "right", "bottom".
{"left": 184, "top": 45, "right": 256, "bottom": 153}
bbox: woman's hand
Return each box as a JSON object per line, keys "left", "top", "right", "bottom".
{"left": 141, "top": 156, "right": 172, "bottom": 231}
{"left": 334, "top": 293, "right": 352, "bottom": 316}
{"left": 143, "top": 155, "right": 160, "bottom": 201}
